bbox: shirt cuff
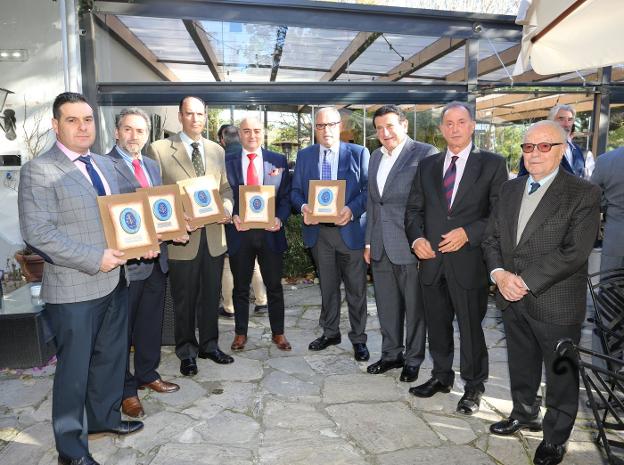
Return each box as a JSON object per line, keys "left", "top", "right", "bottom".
{"left": 411, "top": 237, "right": 426, "bottom": 249}
{"left": 365, "top": 244, "right": 370, "bottom": 249}
{"left": 301, "top": 203, "right": 307, "bottom": 214}
{"left": 489, "top": 268, "right": 504, "bottom": 283}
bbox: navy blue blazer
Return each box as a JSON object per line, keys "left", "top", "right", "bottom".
{"left": 518, "top": 141, "right": 584, "bottom": 177}
{"left": 290, "top": 142, "right": 369, "bottom": 250}
{"left": 225, "top": 148, "right": 291, "bottom": 255}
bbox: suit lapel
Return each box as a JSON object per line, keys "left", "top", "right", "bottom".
{"left": 507, "top": 179, "right": 525, "bottom": 247}
{"left": 368, "top": 148, "right": 382, "bottom": 200}
{"left": 433, "top": 153, "right": 446, "bottom": 209}
{"left": 337, "top": 142, "right": 349, "bottom": 181}
{"left": 110, "top": 148, "right": 140, "bottom": 190}
{"left": 51, "top": 148, "right": 97, "bottom": 195}
{"left": 170, "top": 136, "right": 195, "bottom": 178}
{"left": 144, "top": 158, "right": 161, "bottom": 185}
{"left": 450, "top": 147, "right": 482, "bottom": 213}
{"left": 381, "top": 139, "right": 412, "bottom": 199}
{"left": 228, "top": 149, "right": 244, "bottom": 185}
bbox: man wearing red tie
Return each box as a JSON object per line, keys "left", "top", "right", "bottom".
{"left": 224, "top": 116, "right": 292, "bottom": 351}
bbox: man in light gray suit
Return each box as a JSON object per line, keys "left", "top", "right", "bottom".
{"left": 364, "top": 105, "right": 437, "bottom": 382}
{"left": 591, "top": 146, "right": 624, "bottom": 271}
{"left": 18, "top": 93, "right": 145, "bottom": 465}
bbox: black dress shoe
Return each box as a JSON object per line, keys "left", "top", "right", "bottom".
{"left": 399, "top": 365, "right": 420, "bottom": 383}
{"left": 456, "top": 389, "right": 483, "bottom": 415}
{"left": 366, "top": 357, "right": 404, "bottom": 374}
{"left": 180, "top": 358, "right": 198, "bottom": 376}
{"left": 58, "top": 456, "right": 100, "bottom": 465}
{"left": 490, "top": 417, "right": 542, "bottom": 435}
{"left": 89, "top": 420, "right": 144, "bottom": 435}
{"left": 254, "top": 304, "right": 268, "bottom": 313}
{"left": 198, "top": 348, "right": 234, "bottom": 364}
{"left": 308, "top": 335, "right": 341, "bottom": 351}
{"left": 533, "top": 440, "right": 565, "bottom": 465}
{"left": 218, "top": 307, "right": 234, "bottom": 318}
{"left": 353, "top": 343, "right": 370, "bottom": 361}
{"left": 409, "top": 377, "right": 451, "bottom": 398}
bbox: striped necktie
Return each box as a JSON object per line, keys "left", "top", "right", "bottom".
{"left": 321, "top": 149, "right": 332, "bottom": 180}
{"left": 77, "top": 155, "right": 106, "bottom": 196}
{"left": 443, "top": 156, "right": 458, "bottom": 210}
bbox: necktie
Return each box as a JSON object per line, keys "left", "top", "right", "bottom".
{"left": 247, "top": 153, "right": 260, "bottom": 185}
{"left": 443, "top": 155, "right": 458, "bottom": 210}
{"left": 77, "top": 155, "right": 106, "bottom": 196}
{"left": 191, "top": 142, "right": 205, "bottom": 176}
{"left": 321, "top": 149, "right": 332, "bottom": 180}
{"left": 529, "top": 181, "right": 540, "bottom": 195}
{"left": 132, "top": 159, "right": 149, "bottom": 188}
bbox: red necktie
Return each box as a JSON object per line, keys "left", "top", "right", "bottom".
{"left": 132, "top": 159, "right": 149, "bottom": 188}
{"left": 247, "top": 153, "right": 260, "bottom": 185}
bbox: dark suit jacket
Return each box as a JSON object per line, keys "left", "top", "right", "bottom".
{"left": 482, "top": 170, "right": 601, "bottom": 325}
{"left": 290, "top": 142, "right": 369, "bottom": 250}
{"left": 518, "top": 141, "right": 583, "bottom": 177}
{"left": 105, "top": 147, "right": 169, "bottom": 280}
{"left": 405, "top": 147, "right": 508, "bottom": 289}
{"left": 225, "top": 148, "right": 291, "bottom": 254}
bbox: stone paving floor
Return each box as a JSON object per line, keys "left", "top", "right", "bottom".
{"left": 0, "top": 283, "right": 614, "bottom": 465}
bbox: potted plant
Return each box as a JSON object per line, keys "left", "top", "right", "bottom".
{"left": 14, "top": 245, "right": 44, "bottom": 283}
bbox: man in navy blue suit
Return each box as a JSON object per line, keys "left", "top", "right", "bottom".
{"left": 291, "top": 107, "right": 370, "bottom": 362}
{"left": 225, "top": 116, "right": 292, "bottom": 351}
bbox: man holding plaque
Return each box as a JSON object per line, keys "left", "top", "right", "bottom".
{"left": 364, "top": 105, "right": 437, "bottom": 383}
{"left": 291, "top": 107, "right": 370, "bottom": 362}
{"left": 105, "top": 107, "right": 182, "bottom": 419}
{"left": 225, "top": 116, "right": 291, "bottom": 351}
{"left": 18, "top": 92, "right": 143, "bottom": 465}
{"left": 146, "top": 96, "right": 234, "bottom": 377}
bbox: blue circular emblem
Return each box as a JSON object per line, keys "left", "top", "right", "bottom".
{"left": 194, "top": 190, "right": 212, "bottom": 207}
{"left": 249, "top": 195, "right": 265, "bottom": 213}
{"left": 120, "top": 208, "right": 141, "bottom": 234}
{"left": 317, "top": 188, "right": 334, "bottom": 206}
{"left": 153, "top": 198, "right": 172, "bottom": 221}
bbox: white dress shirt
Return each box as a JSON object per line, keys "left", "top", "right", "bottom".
{"left": 443, "top": 142, "right": 472, "bottom": 207}
{"left": 377, "top": 137, "right": 408, "bottom": 196}
{"left": 241, "top": 148, "right": 264, "bottom": 185}
{"left": 179, "top": 131, "right": 205, "bottom": 167}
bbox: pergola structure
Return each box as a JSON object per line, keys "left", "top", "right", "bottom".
{"left": 79, "top": 0, "right": 623, "bottom": 155}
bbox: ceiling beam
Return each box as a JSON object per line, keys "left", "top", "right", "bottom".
{"left": 93, "top": 14, "right": 178, "bottom": 81}
{"left": 445, "top": 43, "right": 520, "bottom": 82}
{"left": 321, "top": 32, "right": 381, "bottom": 81}
{"left": 270, "top": 26, "right": 289, "bottom": 82}
{"left": 183, "top": 20, "right": 224, "bottom": 81}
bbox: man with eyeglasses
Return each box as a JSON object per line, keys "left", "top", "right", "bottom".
{"left": 483, "top": 120, "right": 600, "bottom": 465}
{"left": 291, "top": 107, "right": 370, "bottom": 362}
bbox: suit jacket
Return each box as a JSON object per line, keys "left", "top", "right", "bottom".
{"left": 518, "top": 141, "right": 584, "bottom": 177}
{"left": 366, "top": 137, "right": 437, "bottom": 265}
{"left": 145, "top": 133, "right": 233, "bottom": 259}
{"left": 290, "top": 142, "right": 369, "bottom": 249}
{"left": 591, "top": 146, "right": 624, "bottom": 256}
{"left": 405, "top": 147, "right": 508, "bottom": 289}
{"left": 225, "top": 148, "right": 291, "bottom": 254}
{"left": 104, "top": 146, "right": 168, "bottom": 280}
{"left": 18, "top": 145, "right": 121, "bottom": 304}
{"left": 482, "top": 170, "right": 601, "bottom": 325}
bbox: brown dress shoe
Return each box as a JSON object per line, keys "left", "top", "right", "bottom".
{"left": 139, "top": 378, "right": 180, "bottom": 393}
{"left": 122, "top": 396, "right": 144, "bottom": 418}
{"left": 272, "top": 334, "right": 292, "bottom": 351}
{"left": 231, "top": 334, "right": 248, "bottom": 351}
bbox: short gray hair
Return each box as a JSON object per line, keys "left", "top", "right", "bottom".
{"left": 440, "top": 101, "right": 474, "bottom": 123}
{"left": 116, "top": 107, "right": 151, "bottom": 131}
{"left": 315, "top": 106, "right": 341, "bottom": 123}
{"left": 548, "top": 104, "right": 576, "bottom": 121}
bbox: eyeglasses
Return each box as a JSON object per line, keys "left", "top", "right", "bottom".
{"left": 520, "top": 142, "right": 564, "bottom": 153}
{"left": 315, "top": 121, "right": 341, "bottom": 130}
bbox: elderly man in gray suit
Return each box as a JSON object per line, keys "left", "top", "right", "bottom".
{"left": 18, "top": 93, "right": 145, "bottom": 465}
{"left": 591, "top": 146, "right": 624, "bottom": 272}
{"left": 364, "top": 105, "right": 437, "bottom": 382}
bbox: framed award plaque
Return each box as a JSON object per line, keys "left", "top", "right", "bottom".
{"left": 97, "top": 192, "right": 160, "bottom": 260}
{"left": 239, "top": 185, "right": 275, "bottom": 229}
{"left": 177, "top": 176, "right": 226, "bottom": 228}
{"left": 137, "top": 185, "right": 187, "bottom": 241}
{"left": 307, "top": 180, "right": 346, "bottom": 223}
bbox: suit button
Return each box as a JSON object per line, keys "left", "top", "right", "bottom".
{"left": 379, "top": 202, "right": 384, "bottom": 206}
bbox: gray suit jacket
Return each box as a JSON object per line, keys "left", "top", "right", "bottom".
{"left": 591, "top": 147, "right": 624, "bottom": 257}
{"left": 366, "top": 137, "right": 437, "bottom": 265}
{"left": 105, "top": 146, "right": 168, "bottom": 281}
{"left": 18, "top": 144, "right": 121, "bottom": 304}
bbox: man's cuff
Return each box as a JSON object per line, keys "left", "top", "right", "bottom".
{"left": 489, "top": 268, "right": 504, "bottom": 284}
{"left": 365, "top": 244, "right": 370, "bottom": 249}
{"left": 411, "top": 237, "right": 425, "bottom": 249}
{"left": 301, "top": 203, "right": 307, "bottom": 214}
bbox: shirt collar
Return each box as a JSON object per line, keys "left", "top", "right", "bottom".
{"left": 380, "top": 136, "right": 408, "bottom": 158}
{"left": 528, "top": 167, "right": 559, "bottom": 190}
{"left": 179, "top": 131, "right": 201, "bottom": 147}
{"left": 445, "top": 142, "right": 472, "bottom": 162}
{"left": 115, "top": 144, "right": 143, "bottom": 164}
{"left": 320, "top": 143, "right": 340, "bottom": 157}
{"left": 57, "top": 140, "right": 90, "bottom": 161}
{"left": 242, "top": 147, "right": 263, "bottom": 158}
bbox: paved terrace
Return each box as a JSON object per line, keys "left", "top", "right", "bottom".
{"left": 0, "top": 283, "right": 610, "bottom": 465}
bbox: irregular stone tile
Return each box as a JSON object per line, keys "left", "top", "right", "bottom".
{"left": 565, "top": 438, "right": 613, "bottom": 465}
{"left": 323, "top": 374, "right": 402, "bottom": 404}
{"left": 237, "top": 347, "right": 270, "bottom": 361}
{"left": 407, "top": 389, "right": 463, "bottom": 413}
{"left": 326, "top": 402, "right": 441, "bottom": 453}
{"left": 148, "top": 443, "right": 252, "bottom": 465}
{"left": 266, "top": 356, "right": 315, "bottom": 376}
{"left": 117, "top": 411, "right": 195, "bottom": 453}
{"left": 377, "top": 445, "right": 496, "bottom": 465}
{"left": 182, "top": 382, "right": 257, "bottom": 419}
{"left": 483, "top": 433, "right": 530, "bottom": 465}
{"left": 488, "top": 347, "right": 509, "bottom": 362}
{"left": 263, "top": 399, "right": 334, "bottom": 430}
{"left": 150, "top": 377, "right": 206, "bottom": 408}
{"left": 423, "top": 413, "right": 477, "bottom": 444}
{"left": 31, "top": 398, "right": 52, "bottom": 423}
{"left": 299, "top": 307, "right": 321, "bottom": 321}
{"left": 261, "top": 371, "right": 320, "bottom": 401}
{"left": 304, "top": 354, "right": 360, "bottom": 376}
{"left": 0, "top": 422, "right": 54, "bottom": 465}
{"left": 294, "top": 318, "right": 321, "bottom": 330}
{"left": 0, "top": 379, "right": 51, "bottom": 410}
{"left": 195, "top": 357, "right": 263, "bottom": 382}
{"left": 193, "top": 411, "right": 259, "bottom": 445}
{"left": 267, "top": 329, "right": 326, "bottom": 357}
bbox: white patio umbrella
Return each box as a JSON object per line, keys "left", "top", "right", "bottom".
{"left": 513, "top": 0, "right": 624, "bottom": 76}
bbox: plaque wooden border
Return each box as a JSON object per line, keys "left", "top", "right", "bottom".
{"left": 307, "top": 180, "right": 346, "bottom": 223}
{"left": 177, "top": 176, "right": 226, "bottom": 229}
{"left": 137, "top": 184, "right": 187, "bottom": 242}
{"left": 239, "top": 185, "right": 276, "bottom": 229}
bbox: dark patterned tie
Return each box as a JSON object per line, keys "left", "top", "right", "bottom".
{"left": 321, "top": 149, "right": 332, "bottom": 180}
{"left": 191, "top": 142, "right": 205, "bottom": 176}
{"left": 529, "top": 181, "right": 540, "bottom": 195}
{"left": 77, "top": 155, "right": 106, "bottom": 196}
{"left": 443, "top": 156, "right": 458, "bottom": 210}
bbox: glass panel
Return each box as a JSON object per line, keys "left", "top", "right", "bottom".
{"left": 280, "top": 27, "right": 359, "bottom": 69}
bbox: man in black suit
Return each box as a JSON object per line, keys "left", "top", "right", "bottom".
{"left": 483, "top": 120, "right": 600, "bottom": 465}
{"left": 225, "top": 116, "right": 292, "bottom": 351}
{"left": 405, "top": 101, "right": 508, "bottom": 415}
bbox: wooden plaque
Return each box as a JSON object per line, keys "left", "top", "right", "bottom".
{"left": 239, "top": 185, "right": 276, "bottom": 229}
{"left": 137, "top": 184, "right": 186, "bottom": 242}
{"left": 177, "top": 176, "right": 226, "bottom": 228}
{"left": 307, "top": 180, "right": 346, "bottom": 223}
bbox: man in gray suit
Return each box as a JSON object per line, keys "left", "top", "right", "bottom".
{"left": 18, "top": 92, "right": 144, "bottom": 465}
{"left": 591, "top": 146, "right": 624, "bottom": 271}
{"left": 364, "top": 105, "right": 437, "bottom": 382}
{"left": 105, "top": 107, "right": 186, "bottom": 419}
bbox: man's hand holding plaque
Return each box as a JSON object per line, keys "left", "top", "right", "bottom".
{"left": 239, "top": 185, "right": 276, "bottom": 229}
{"left": 307, "top": 180, "right": 346, "bottom": 224}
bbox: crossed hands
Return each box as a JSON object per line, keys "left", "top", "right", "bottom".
{"left": 412, "top": 227, "right": 469, "bottom": 260}
{"left": 492, "top": 270, "right": 528, "bottom": 302}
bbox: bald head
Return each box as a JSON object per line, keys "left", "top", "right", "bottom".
{"left": 522, "top": 120, "right": 566, "bottom": 181}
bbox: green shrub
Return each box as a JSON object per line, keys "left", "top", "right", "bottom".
{"left": 283, "top": 214, "right": 315, "bottom": 279}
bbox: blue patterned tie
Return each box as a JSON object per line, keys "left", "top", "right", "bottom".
{"left": 529, "top": 182, "right": 540, "bottom": 195}
{"left": 77, "top": 155, "right": 106, "bottom": 196}
{"left": 321, "top": 149, "right": 332, "bottom": 180}
{"left": 443, "top": 156, "right": 458, "bottom": 210}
